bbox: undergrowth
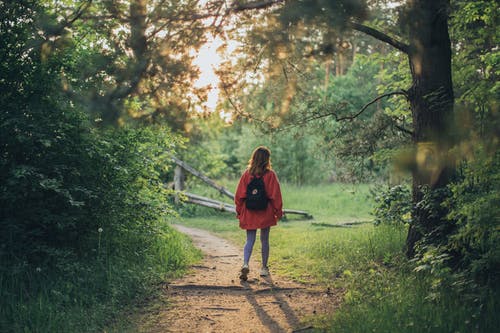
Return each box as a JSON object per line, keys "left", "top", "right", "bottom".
{"left": 0, "top": 222, "right": 201, "bottom": 333}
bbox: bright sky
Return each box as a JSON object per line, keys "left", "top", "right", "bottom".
{"left": 190, "top": 0, "right": 227, "bottom": 113}
{"left": 191, "top": 0, "right": 245, "bottom": 117}
{"left": 192, "top": 35, "right": 225, "bottom": 112}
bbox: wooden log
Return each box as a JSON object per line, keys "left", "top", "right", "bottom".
{"left": 170, "top": 156, "right": 235, "bottom": 200}
{"left": 170, "top": 156, "right": 313, "bottom": 218}
{"left": 183, "top": 192, "right": 228, "bottom": 205}
{"left": 180, "top": 192, "right": 312, "bottom": 219}
{"left": 283, "top": 209, "right": 313, "bottom": 220}
{"left": 182, "top": 192, "right": 236, "bottom": 213}
{"left": 186, "top": 198, "right": 236, "bottom": 214}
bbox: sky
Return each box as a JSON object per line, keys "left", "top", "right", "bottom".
{"left": 192, "top": 35, "right": 225, "bottom": 112}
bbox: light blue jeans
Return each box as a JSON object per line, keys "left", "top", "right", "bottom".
{"left": 243, "top": 227, "right": 270, "bottom": 268}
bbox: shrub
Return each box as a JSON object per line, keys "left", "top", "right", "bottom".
{"left": 372, "top": 185, "right": 412, "bottom": 226}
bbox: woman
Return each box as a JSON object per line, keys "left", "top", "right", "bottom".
{"left": 235, "top": 146, "right": 283, "bottom": 281}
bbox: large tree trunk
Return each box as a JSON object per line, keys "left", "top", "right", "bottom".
{"left": 405, "top": 0, "right": 454, "bottom": 257}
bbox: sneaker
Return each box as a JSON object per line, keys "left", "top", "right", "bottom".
{"left": 260, "top": 266, "right": 269, "bottom": 277}
{"left": 239, "top": 264, "right": 249, "bottom": 281}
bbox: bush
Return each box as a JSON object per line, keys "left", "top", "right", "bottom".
{"left": 0, "top": 3, "right": 199, "bottom": 330}
{"left": 445, "top": 148, "right": 500, "bottom": 286}
{"left": 372, "top": 185, "right": 412, "bottom": 226}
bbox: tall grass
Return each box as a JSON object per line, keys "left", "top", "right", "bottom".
{"left": 0, "top": 224, "right": 201, "bottom": 332}
{"left": 328, "top": 273, "right": 500, "bottom": 333}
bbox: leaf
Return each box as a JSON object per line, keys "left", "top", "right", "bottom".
{"left": 414, "top": 264, "right": 431, "bottom": 272}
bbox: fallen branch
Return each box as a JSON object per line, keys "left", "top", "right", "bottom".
{"left": 186, "top": 197, "right": 237, "bottom": 214}
{"left": 311, "top": 221, "right": 371, "bottom": 228}
{"left": 171, "top": 157, "right": 313, "bottom": 218}
{"left": 170, "top": 156, "right": 235, "bottom": 200}
{"left": 180, "top": 192, "right": 313, "bottom": 219}
{"left": 283, "top": 209, "right": 313, "bottom": 220}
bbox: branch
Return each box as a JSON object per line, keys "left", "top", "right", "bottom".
{"left": 231, "top": 0, "right": 284, "bottom": 12}
{"left": 229, "top": 2, "right": 408, "bottom": 54}
{"left": 339, "top": 90, "right": 408, "bottom": 121}
{"left": 276, "top": 90, "right": 408, "bottom": 132}
{"left": 66, "top": 0, "right": 93, "bottom": 26}
{"left": 348, "top": 22, "right": 409, "bottom": 54}
{"left": 221, "top": 84, "right": 269, "bottom": 125}
{"left": 50, "top": 0, "right": 93, "bottom": 36}
{"left": 393, "top": 123, "right": 413, "bottom": 136}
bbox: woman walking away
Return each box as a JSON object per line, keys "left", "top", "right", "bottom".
{"left": 235, "top": 146, "right": 283, "bottom": 281}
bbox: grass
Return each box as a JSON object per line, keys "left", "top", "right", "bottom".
{"left": 281, "top": 182, "right": 374, "bottom": 222}
{"left": 183, "top": 180, "right": 375, "bottom": 224}
{"left": 175, "top": 182, "right": 389, "bottom": 282}
{"left": 175, "top": 182, "right": 499, "bottom": 333}
{"left": 0, "top": 223, "right": 202, "bottom": 333}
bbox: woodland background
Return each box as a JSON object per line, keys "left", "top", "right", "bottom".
{"left": 0, "top": 0, "right": 498, "bottom": 331}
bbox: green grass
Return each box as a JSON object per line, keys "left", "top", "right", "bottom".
{"left": 327, "top": 277, "right": 500, "bottom": 333}
{"left": 175, "top": 182, "right": 391, "bottom": 284}
{"left": 174, "top": 215, "right": 405, "bottom": 283}
{"left": 175, "top": 182, "right": 499, "bottom": 333}
{"left": 0, "top": 224, "right": 202, "bottom": 333}
{"left": 184, "top": 181, "right": 375, "bottom": 224}
{"left": 281, "top": 183, "right": 374, "bottom": 222}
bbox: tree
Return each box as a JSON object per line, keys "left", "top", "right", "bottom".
{"left": 214, "top": 0, "right": 455, "bottom": 256}
{"left": 41, "top": 0, "right": 210, "bottom": 128}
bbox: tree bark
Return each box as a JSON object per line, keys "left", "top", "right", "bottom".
{"left": 405, "top": 0, "right": 454, "bottom": 257}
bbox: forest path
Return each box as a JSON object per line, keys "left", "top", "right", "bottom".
{"left": 137, "top": 224, "right": 341, "bottom": 333}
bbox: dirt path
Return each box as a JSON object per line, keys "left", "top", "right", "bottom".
{"left": 137, "top": 225, "right": 341, "bottom": 333}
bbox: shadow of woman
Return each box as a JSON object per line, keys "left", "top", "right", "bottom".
{"left": 240, "top": 276, "right": 303, "bottom": 332}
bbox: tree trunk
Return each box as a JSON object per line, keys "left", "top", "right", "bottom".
{"left": 339, "top": 52, "right": 345, "bottom": 75}
{"left": 405, "top": 0, "right": 454, "bottom": 257}
{"left": 324, "top": 59, "right": 331, "bottom": 102}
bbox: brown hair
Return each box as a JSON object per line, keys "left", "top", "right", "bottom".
{"left": 247, "top": 146, "right": 272, "bottom": 175}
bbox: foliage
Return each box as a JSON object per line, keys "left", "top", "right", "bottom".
{"left": 233, "top": 125, "right": 331, "bottom": 185}
{"left": 372, "top": 185, "right": 412, "bottom": 226}
{"left": 445, "top": 147, "right": 500, "bottom": 286}
{"left": 180, "top": 113, "right": 234, "bottom": 180}
{"left": 218, "top": 52, "right": 411, "bottom": 183}
{"left": 450, "top": 0, "right": 499, "bottom": 118}
{"left": 41, "top": 0, "right": 209, "bottom": 126}
{"left": 0, "top": 1, "right": 200, "bottom": 331}
{"left": 324, "top": 54, "right": 410, "bottom": 180}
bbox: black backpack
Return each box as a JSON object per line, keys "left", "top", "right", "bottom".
{"left": 245, "top": 175, "right": 269, "bottom": 210}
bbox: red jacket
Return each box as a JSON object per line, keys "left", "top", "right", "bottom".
{"left": 235, "top": 170, "right": 283, "bottom": 230}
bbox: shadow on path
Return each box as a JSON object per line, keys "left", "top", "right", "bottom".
{"left": 240, "top": 276, "right": 304, "bottom": 332}
{"left": 136, "top": 225, "right": 341, "bottom": 333}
